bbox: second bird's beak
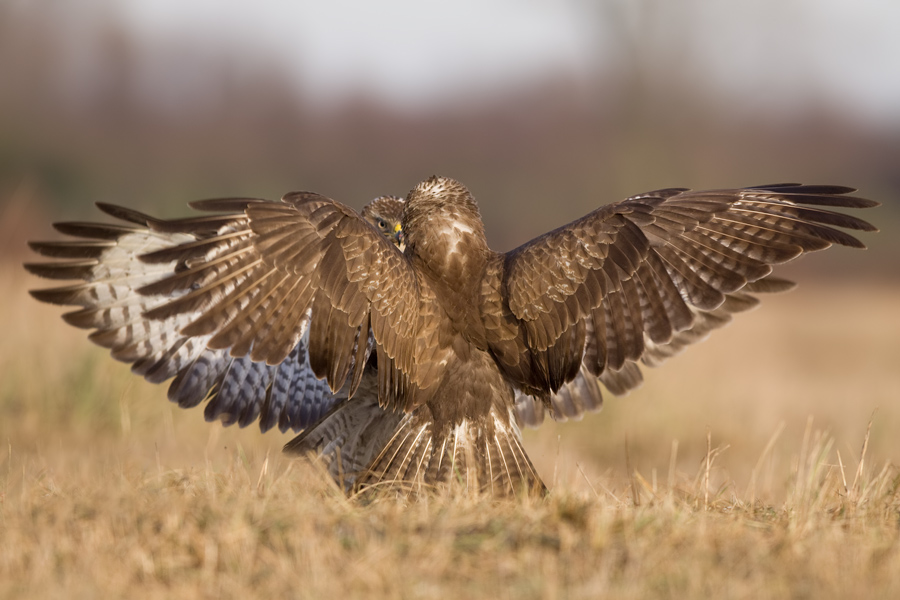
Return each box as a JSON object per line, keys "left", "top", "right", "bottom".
{"left": 394, "top": 222, "right": 405, "bottom": 250}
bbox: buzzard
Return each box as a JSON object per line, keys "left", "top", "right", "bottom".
{"left": 26, "top": 177, "right": 877, "bottom": 496}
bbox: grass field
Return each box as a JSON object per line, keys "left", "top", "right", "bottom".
{"left": 2, "top": 264, "right": 899, "bottom": 599}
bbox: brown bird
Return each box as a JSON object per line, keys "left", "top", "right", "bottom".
{"left": 26, "top": 178, "right": 878, "bottom": 496}
{"left": 25, "top": 196, "right": 402, "bottom": 435}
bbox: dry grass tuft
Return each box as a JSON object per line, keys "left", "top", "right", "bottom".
{"left": 3, "top": 265, "right": 900, "bottom": 598}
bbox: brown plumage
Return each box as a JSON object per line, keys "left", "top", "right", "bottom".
{"left": 26, "top": 196, "right": 403, "bottom": 438}
{"left": 26, "top": 178, "right": 878, "bottom": 497}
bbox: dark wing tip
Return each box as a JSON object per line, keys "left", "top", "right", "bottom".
{"left": 27, "top": 287, "right": 52, "bottom": 302}
{"left": 24, "top": 261, "right": 96, "bottom": 279}
{"left": 52, "top": 221, "right": 139, "bottom": 239}
{"left": 28, "top": 286, "right": 77, "bottom": 305}
{"left": 28, "top": 239, "right": 114, "bottom": 259}
{"left": 746, "top": 183, "right": 881, "bottom": 209}
{"left": 188, "top": 197, "right": 269, "bottom": 212}
{"left": 742, "top": 183, "right": 879, "bottom": 246}
{"left": 743, "top": 275, "right": 797, "bottom": 294}
{"left": 22, "top": 262, "right": 42, "bottom": 277}
{"left": 94, "top": 202, "right": 155, "bottom": 226}
{"left": 280, "top": 191, "right": 338, "bottom": 207}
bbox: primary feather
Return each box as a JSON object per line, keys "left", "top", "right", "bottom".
{"left": 27, "top": 180, "right": 877, "bottom": 496}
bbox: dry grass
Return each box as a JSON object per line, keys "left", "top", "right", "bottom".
{"left": 3, "top": 264, "right": 900, "bottom": 599}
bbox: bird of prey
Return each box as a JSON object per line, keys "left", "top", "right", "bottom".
{"left": 27, "top": 194, "right": 406, "bottom": 491}
{"left": 26, "top": 177, "right": 877, "bottom": 496}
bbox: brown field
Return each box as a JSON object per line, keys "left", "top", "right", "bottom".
{"left": 2, "top": 264, "right": 899, "bottom": 599}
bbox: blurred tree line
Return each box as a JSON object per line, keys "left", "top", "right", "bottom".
{"left": 1, "top": 1, "right": 896, "bottom": 276}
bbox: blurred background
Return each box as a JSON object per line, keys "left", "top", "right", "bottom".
{"left": 2, "top": 0, "right": 898, "bottom": 497}
{"left": 2, "top": 0, "right": 898, "bottom": 260}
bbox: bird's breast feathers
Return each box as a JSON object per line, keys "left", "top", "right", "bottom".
{"left": 432, "top": 220, "right": 476, "bottom": 255}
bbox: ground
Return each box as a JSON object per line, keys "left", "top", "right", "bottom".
{"left": 2, "top": 265, "right": 899, "bottom": 599}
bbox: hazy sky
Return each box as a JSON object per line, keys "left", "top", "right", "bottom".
{"left": 59, "top": 0, "right": 900, "bottom": 124}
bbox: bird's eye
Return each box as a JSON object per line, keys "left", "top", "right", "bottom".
{"left": 377, "top": 219, "right": 386, "bottom": 229}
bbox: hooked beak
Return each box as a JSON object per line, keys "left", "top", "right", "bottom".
{"left": 393, "top": 222, "right": 405, "bottom": 250}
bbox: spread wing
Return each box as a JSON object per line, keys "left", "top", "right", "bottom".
{"left": 493, "top": 184, "right": 878, "bottom": 425}
{"left": 26, "top": 193, "right": 422, "bottom": 431}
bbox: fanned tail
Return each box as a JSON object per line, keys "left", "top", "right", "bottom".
{"left": 362, "top": 405, "right": 546, "bottom": 497}
{"left": 287, "top": 400, "right": 545, "bottom": 497}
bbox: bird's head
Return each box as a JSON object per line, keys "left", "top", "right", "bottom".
{"left": 401, "top": 176, "right": 487, "bottom": 252}
{"left": 362, "top": 195, "right": 405, "bottom": 250}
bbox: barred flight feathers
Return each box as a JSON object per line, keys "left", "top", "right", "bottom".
{"left": 26, "top": 195, "right": 407, "bottom": 435}
{"left": 499, "top": 184, "right": 877, "bottom": 409}
{"left": 27, "top": 178, "right": 876, "bottom": 497}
